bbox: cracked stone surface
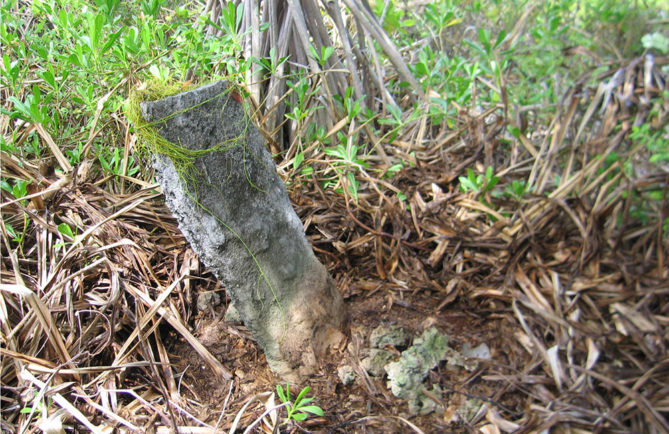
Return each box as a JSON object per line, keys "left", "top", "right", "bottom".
{"left": 384, "top": 327, "right": 449, "bottom": 415}
{"left": 140, "top": 81, "right": 346, "bottom": 381}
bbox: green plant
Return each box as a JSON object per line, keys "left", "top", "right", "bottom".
{"left": 309, "top": 44, "right": 334, "bottom": 69}
{"left": 20, "top": 395, "right": 51, "bottom": 416}
{"left": 140, "top": 0, "right": 165, "bottom": 18}
{"left": 54, "top": 222, "right": 76, "bottom": 249}
{"left": 292, "top": 152, "right": 314, "bottom": 178}
{"left": 0, "top": 52, "right": 26, "bottom": 96}
{"left": 8, "top": 85, "right": 53, "bottom": 128}
{"left": 276, "top": 384, "right": 324, "bottom": 424}
{"left": 252, "top": 47, "right": 289, "bottom": 76}
{"left": 1, "top": 178, "right": 29, "bottom": 206}
{"left": 285, "top": 75, "right": 322, "bottom": 123}
{"left": 324, "top": 134, "right": 370, "bottom": 201}
{"left": 504, "top": 178, "right": 532, "bottom": 201}
{"left": 629, "top": 123, "right": 669, "bottom": 165}
{"left": 65, "top": 143, "right": 84, "bottom": 165}
{"left": 97, "top": 145, "right": 140, "bottom": 177}
{"left": 459, "top": 166, "right": 499, "bottom": 195}
{"left": 642, "top": 32, "right": 669, "bottom": 55}
{"left": 341, "top": 87, "right": 364, "bottom": 121}
{"left": 378, "top": 103, "right": 422, "bottom": 141}
{"left": 1, "top": 178, "right": 31, "bottom": 246}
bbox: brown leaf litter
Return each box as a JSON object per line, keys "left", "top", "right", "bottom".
{"left": 1, "top": 55, "right": 668, "bottom": 432}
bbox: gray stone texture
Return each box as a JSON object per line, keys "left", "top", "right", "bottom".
{"left": 140, "top": 81, "right": 346, "bottom": 381}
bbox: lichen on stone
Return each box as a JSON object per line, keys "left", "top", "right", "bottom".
{"left": 384, "top": 327, "right": 449, "bottom": 414}
{"left": 369, "top": 323, "right": 409, "bottom": 349}
{"left": 362, "top": 348, "right": 396, "bottom": 377}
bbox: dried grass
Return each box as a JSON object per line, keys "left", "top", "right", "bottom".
{"left": 1, "top": 5, "right": 668, "bottom": 433}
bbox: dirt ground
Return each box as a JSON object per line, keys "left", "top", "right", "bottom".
{"left": 166, "top": 274, "right": 523, "bottom": 433}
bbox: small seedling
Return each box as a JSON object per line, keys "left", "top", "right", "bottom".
{"left": 276, "top": 384, "right": 324, "bottom": 424}
{"left": 459, "top": 166, "right": 499, "bottom": 194}
{"left": 55, "top": 222, "right": 76, "bottom": 249}
{"left": 504, "top": 178, "right": 532, "bottom": 201}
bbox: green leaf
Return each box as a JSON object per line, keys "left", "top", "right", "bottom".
{"left": 478, "top": 28, "right": 491, "bottom": 52}
{"left": 642, "top": 32, "right": 669, "bottom": 54}
{"left": 292, "top": 412, "right": 308, "bottom": 421}
{"left": 494, "top": 29, "right": 507, "bottom": 49}
{"left": 57, "top": 223, "right": 74, "bottom": 239}
{"left": 0, "top": 180, "right": 11, "bottom": 194}
{"left": 293, "top": 152, "right": 304, "bottom": 170}
{"left": 8, "top": 96, "right": 32, "bottom": 120}
{"left": 346, "top": 171, "right": 359, "bottom": 200}
{"left": 99, "top": 154, "right": 111, "bottom": 172}
{"left": 459, "top": 177, "right": 477, "bottom": 192}
{"left": 296, "top": 396, "right": 314, "bottom": 407}
{"left": 298, "top": 405, "right": 324, "bottom": 416}
{"left": 102, "top": 27, "right": 124, "bottom": 55}
{"left": 507, "top": 125, "right": 521, "bottom": 138}
{"left": 276, "top": 384, "right": 288, "bottom": 403}
{"left": 4, "top": 223, "right": 16, "bottom": 239}
{"left": 294, "top": 386, "right": 310, "bottom": 404}
{"left": 39, "top": 66, "right": 56, "bottom": 90}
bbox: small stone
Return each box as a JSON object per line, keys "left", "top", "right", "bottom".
{"left": 197, "top": 291, "right": 221, "bottom": 311}
{"left": 410, "top": 385, "right": 443, "bottom": 415}
{"left": 458, "top": 398, "right": 484, "bottom": 422}
{"left": 385, "top": 327, "right": 450, "bottom": 415}
{"left": 462, "top": 343, "right": 491, "bottom": 360}
{"left": 361, "top": 349, "right": 396, "bottom": 377}
{"left": 224, "top": 304, "right": 241, "bottom": 323}
{"left": 337, "top": 365, "right": 356, "bottom": 385}
{"left": 369, "top": 324, "right": 409, "bottom": 349}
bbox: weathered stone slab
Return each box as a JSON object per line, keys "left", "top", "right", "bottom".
{"left": 140, "top": 81, "right": 346, "bottom": 381}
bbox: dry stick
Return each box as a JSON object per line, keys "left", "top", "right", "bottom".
{"left": 262, "top": 3, "right": 292, "bottom": 148}
{"left": 570, "top": 364, "right": 669, "bottom": 432}
{"left": 510, "top": 133, "right": 625, "bottom": 237}
{"left": 35, "top": 123, "right": 72, "bottom": 173}
{"left": 512, "top": 300, "right": 563, "bottom": 391}
{"left": 304, "top": 0, "right": 347, "bottom": 96}
{"left": 288, "top": 0, "right": 338, "bottom": 118}
{"left": 324, "top": 1, "right": 365, "bottom": 104}
{"left": 526, "top": 111, "right": 559, "bottom": 191}
{"left": 602, "top": 360, "right": 669, "bottom": 425}
{"left": 266, "top": 0, "right": 279, "bottom": 50}
{"left": 129, "top": 284, "right": 233, "bottom": 380}
{"left": 0, "top": 284, "right": 79, "bottom": 380}
{"left": 287, "top": 1, "right": 320, "bottom": 73}
{"left": 326, "top": 4, "right": 392, "bottom": 164}
{"left": 358, "top": 12, "right": 397, "bottom": 109}
{"left": 213, "top": 380, "right": 235, "bottom": 432}
{"left": 81, "top": 399, "right": 140, "bottom": 431}
{"left": 109, "top": 276, "right": 183, "bottom": 364}
{"left": 20, "top": 369, "right": 103, "bottom": 433}
{"left": 340, "top": 0, "right": 424, "bottom": 100}
{"left": 40, "top": 197, "right": 146, "bottom": 293}
{"left": 299, "top": 0, "right": 344, "bottom": 98}
{"left": 534, "top": 98, "right": 575, "bottom": 194}
{"left": 251, "top": 0, "right": 262, "bottom": 103}
{"left": 135, "top": 299, "right": 180, "bottom": 433}
{"left": 310, "top": 0, "right": 350, "bottom": 95}
{"left": 154, "top": 313, "right": 179, "bottom": 402}
{"left": 0, "top": 225, "right": 25, "bottom": 378}
{"left": 203, "top": 0, "right": 214, "bottom": 15}
{"left": 557, "top": 95, "right": 582, "bottom": 188}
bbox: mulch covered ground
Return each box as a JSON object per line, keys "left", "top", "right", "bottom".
{"left": 1, "top": 55, "right": 668, "bottom": 433}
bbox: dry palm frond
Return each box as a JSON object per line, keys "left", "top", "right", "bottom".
{"left": 202, "top": 0, "right": 422, "bottom": 153}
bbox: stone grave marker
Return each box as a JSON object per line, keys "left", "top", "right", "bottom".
{"left": 139, "top": 81, "right": 346, "bottom": 381}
